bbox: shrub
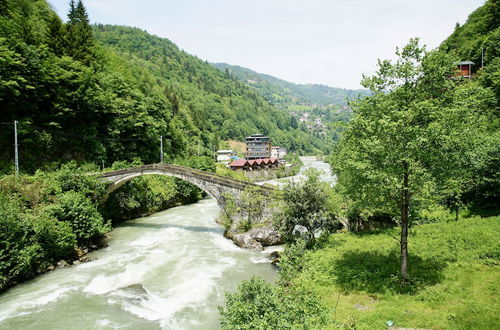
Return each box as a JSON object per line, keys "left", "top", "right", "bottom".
{"left": 33, "top": 212, "right": 76, "bottom": 261}
{"left": 0, "top": 194, "right": 42, "bottom": 290}
{"left": 219, "top": 277, "right": 328, "bottom": 329}
{"left": 49, "top": 191, "right": 110, "bottom": 244}
{"left": 276, "top": 168, "right": 339, "bottom": 246}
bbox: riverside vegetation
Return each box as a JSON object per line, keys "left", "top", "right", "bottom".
{"left": 0, "top": 156, "right": 214, "bottom": 291}
{"left": 220, "top": 1, "right": 499, "bottom": 329}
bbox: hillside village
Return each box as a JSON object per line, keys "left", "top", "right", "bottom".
{"left": 216, "top": 134, "right": 287, "bottom": 171}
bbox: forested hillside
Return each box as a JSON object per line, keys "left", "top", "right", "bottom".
{"left": 212, "top": 62, "right": 369, "bottom": 109}
{"left": 0, "top": 0, "right": 329, "bottom": 174}
{"left": 439, "top": 0, "right": 499, "bottom": 211}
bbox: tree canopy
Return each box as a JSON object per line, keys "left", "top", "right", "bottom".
{"left": 332, "top": 38, "right": 494, "bottom": 280}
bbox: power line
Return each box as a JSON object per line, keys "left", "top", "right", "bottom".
{"left": 9, "top": 122, "right": 154, "bottom": 142}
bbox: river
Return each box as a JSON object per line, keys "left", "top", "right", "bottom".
{"left": 0, "top": 158, "right": 333, "bottom": 330}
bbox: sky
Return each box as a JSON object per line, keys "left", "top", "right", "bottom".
{"left": 48, "top": 0, "right": 485, "bottom": 89}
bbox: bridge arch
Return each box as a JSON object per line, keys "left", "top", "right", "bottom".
{"left": 98, "top": 164, "right": 273, "bottom": 213}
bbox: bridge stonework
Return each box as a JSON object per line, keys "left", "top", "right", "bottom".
{"left": 98, "top": 164, "right": 281, "bottom": 250}
{"left": 99, "top": 164, "right": 273, "bottom": 214}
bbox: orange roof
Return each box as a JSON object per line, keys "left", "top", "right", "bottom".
{"left": 230, "top": 159, "right": 249, "bottom": 167}
{"left": 269, "top": 158, "right": 279, "bottom": 163}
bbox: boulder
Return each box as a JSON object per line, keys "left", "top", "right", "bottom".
{"left": 56, "top": 260, "right": 69, "bottom": 268}
{"left": 231, "top": 225, "right": 283, "bottom": 250}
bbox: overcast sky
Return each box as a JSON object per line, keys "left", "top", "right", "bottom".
{"left": 49, "top": 0, "right": 484, "bottom": 89}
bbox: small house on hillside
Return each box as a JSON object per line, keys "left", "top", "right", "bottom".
{"left": 456, "top": 61, "right": 474, "bottom": 78}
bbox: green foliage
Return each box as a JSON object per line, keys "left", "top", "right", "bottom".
{"left": 32, "top": 211, "right": 76, "bottom": 261}
{"left": 0, "top": 162, "right": 111, "bottom": 291}
{"left": 0, "top": 0, "right": 331, "bottom": 173}
{"left": 278, "top": 240, "right": 307, "bottom": 285}
{"left": 93, "top": 24, "right": 328, "bottom": 155}
{"left": 438, "top": 0, "right": 500, "bottom": 213}
{"left": 0, "top": 194, "right": 42, "bottom": 290}
{"left": 332, "top": 38, "right": 494, "bottom": 279}
{"left": 48, "top": 191, "right": 109, "bottom": 244}
{"left": 238, "top": 186, "right": 266, "bottom": 226}
{"left": 216, "top": 164, "right": 249, "bottom": 182}
{"left": 219, "top": 276, "right": 329, "bottom": 329}
{"left": 276, "top": 168, "right": 339, "bottom": 246}
{"left": 440, "top": 0, "right": 499, "bottom": 77}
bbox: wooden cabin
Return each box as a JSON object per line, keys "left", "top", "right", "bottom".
{"left": 457, "top": 61, "right": 474, "bottom": 78}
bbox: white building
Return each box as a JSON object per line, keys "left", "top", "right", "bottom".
{"left": 216, "top": 150, "right": 236, "bottom": 164}
{"left": 271, "top": 146, "right": 280, "bottom": 159}
{"left": 278, "top": 148, "right": 287, "bottom": 161}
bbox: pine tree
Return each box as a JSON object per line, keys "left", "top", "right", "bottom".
{"left": 47, "top": 15, "right": 65, "bottom": 56}
{"left": 64, "top": 0, "right": 94, "bottom": 64}
{"left": 67, "top": 0, "right": 76, "bottom": 21}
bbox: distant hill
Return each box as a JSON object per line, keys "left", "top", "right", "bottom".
{"left": 211, "top": 63, "right": 369, "bottom": 109}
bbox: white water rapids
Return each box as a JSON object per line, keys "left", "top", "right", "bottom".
{"left": 0, "top": 159, "right": 333, "bottom": 329}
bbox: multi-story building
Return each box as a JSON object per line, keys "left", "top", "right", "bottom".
{"left": 246, "top": 134, "right": 271, "bottom": 160}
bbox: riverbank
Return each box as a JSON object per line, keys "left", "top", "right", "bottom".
{"left": 220, "top": 213, "right": 500, "bottom": 329}
{"left": 0, "top": 198, "right": 278, "bottom": 329}
{"left": 0, "top": 159, "right": 212, "bottom": 292}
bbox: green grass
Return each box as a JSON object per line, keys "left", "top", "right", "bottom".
{"left": 294, "top": 216, "right": 500, "bottom": 329}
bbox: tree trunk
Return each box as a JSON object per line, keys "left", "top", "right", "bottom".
{"left": 400, "top": 163, "right": 410, "bottom": 282}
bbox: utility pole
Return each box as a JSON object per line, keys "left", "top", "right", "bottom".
{"left": 197, "top": 139, "right": 200, "bottom": 156}
{"left": 481, "top": 47, "right": 484, "bottom": 68}
{"left": 14, "top": 120, "right": 19, "bottom": 176}
{"left": 160, "top": 135, "right": 163, "bottom": 163}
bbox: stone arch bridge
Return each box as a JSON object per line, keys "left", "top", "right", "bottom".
{"left": 98, "top": 164, "right": 274, "bottom": 212}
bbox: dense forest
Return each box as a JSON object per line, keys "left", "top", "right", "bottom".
{"left": 212, "top": 62, "right": 369, "bottom": 109}
{"left": 0, "top": 0, "right": 331, "bottom": 175}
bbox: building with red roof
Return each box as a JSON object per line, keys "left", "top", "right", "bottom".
{"left": 229, "top": 159, "right": 250, "bottom": 171}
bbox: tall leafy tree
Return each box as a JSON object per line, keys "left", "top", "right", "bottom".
{"left": 332, "top": 39, "right": 492, "bottom": 281}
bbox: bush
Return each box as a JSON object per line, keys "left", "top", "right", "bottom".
{"left": 276, "top": 168, "right": 339, "bottom": 246}
{"left": 49, "top": 191, "right": 110, "bottom": 244}
{"left": 219, "top": 277, "right": 328, "bottom": 329}
{"left": 0, "top": 194, "right": 42, "bottom": 290}
{"left": 33, "top": 212, "right": 76, "bottom": 261}
{"left": 38, "top": 162, "right": 105, "bottom": 202}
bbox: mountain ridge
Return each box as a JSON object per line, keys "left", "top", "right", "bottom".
{"left": 211, "top": 62, "right": 370, "bottom": 109}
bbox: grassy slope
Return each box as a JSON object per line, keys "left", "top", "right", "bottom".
{"left": 295, "top": 216, "right": 499, "bottom": 329}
